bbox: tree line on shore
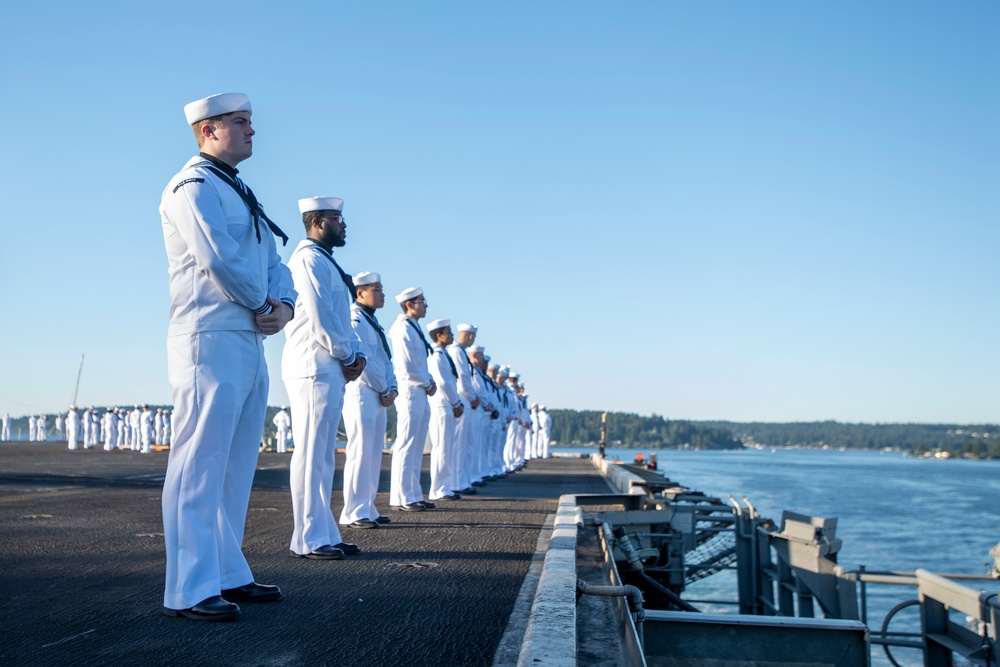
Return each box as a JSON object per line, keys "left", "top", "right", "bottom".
{"left": 548, "top": 410, "right": 1000, "bottom": 459}
{"left": 8, "top": 407, "right": 999, "bottom": 459}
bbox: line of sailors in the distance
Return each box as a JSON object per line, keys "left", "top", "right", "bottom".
{"left": 0, "top": 409, "right": 171, "bottom": 449}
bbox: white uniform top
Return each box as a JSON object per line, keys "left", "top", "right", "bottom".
{"left": 539, "top": 409, "right": 552, "bottom": 431}
{"left": 281, "top": 240, "right": 362, "bottom": 379}
{"left": 447, "top": 343, "right": 477, "bottom": 407}
{"left": 429, "top": 344, "right": 461, "bottom": 408}
{"left": 388, "top": 315, "right": 434, "bottom": 390}
{"left": 67, "top": 410, "right": 81, "bottom": 431}
{"left": 471, "top": 366, "right": 493, "bottom": 411}
{"left": 272, "top": 409, "right": 291, "bottom": 430}
{"left": 350, "top": 303, "right": 397, "bottom": 396}
{"left": 160, "top": 155, "right": 295, "bottom": 337}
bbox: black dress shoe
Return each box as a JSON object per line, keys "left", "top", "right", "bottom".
{"left": 221, "top": 582, "right": 282, "bottom": 603}
{"left": 333, "top": 542, "right": 361, "bottom": 555}
{"left": 164, "top": 595, "right": 240, "bottom": 622}
{"left": 292, "top": 545, "right": 344, "bottom": 560}
{"left": 471, "top": 481, "right": 485, "bottom": 487}
{"left": 418, "top": 500, "right": 436, "bottom": 509}
{"left": 394, "top": 503, "right": 424, "bottom": 512}
{"left": 460, "top": 488, "right": 477, "bottom": 495}
{"left": 374, "top": 515, "right": 391, "bottom": 524}
{"left": 347, "top": 518, "right": 379, "bottom": 529}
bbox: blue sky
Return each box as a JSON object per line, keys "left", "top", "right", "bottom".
{"left": 1, "top": 2, "right": 996, "bottom": 423}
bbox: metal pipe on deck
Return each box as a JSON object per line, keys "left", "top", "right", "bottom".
{"left": 576, "top": 581, "right": 645, "bottom": 648}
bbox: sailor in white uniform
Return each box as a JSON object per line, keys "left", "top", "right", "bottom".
{"left": 282, "top": 196, "right": 365, "bottom": 561}
{"left": 467, "top": 345, "right": 495, "bottom": 483}
{"left": 159, "top": 93, "right": 294, "bottom": 620}
{"left": 426, "top": 319, "right": 464, "bottom": 501}
{"left": 36, "top": 415, "right": 48, "bottom": 442}
{"left": 83, "top": 408, "right": 97, "bottom": 448}
{"left": 103, "top": 408, "right": 118, "bottom": 451}
{"left": 66, "top": 407, "right": 81, "bottom": 450}
{"left": 154, "top": 409, "right": 165, "bottom": 446}
{"left": 388, "top": 288, "right": 437, "bottom": 511}
{"left": 140, "top": 405, "right": 154, "bottom": 454}
{"left": 129, "top": 406, "right": 141, "bottom": 450}
{"left": 340, "top": 272, "right": 397, "bottom": 529}
{"left": 28, "top": 416, "right": 37, "bottom": 441}
{"left": 1, "top": 413, "right": 9, "bottom": 441}
{"left": 272, "top": 407, "right": 291, "bottom": 454}
{"left": 538, "top": 406, "right": 552, "bottom": 458}
{"left": 448, "top": 324, "right": 480, "bottom": 494}
{"left": 54, "top": 415, "right": 65, "bottom": 440}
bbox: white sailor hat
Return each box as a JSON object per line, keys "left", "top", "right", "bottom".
{"left": 280, "top": 406, "right": 287, "bottom": 410}
{"left": 395, "top": 287, "right": 423, "bottom": 303}
{"left": 540, "top": 405, "right": 547, "bottom": 410}
{"left": 70, "top": 405, "right": 77, "bottom": 410}
{"left": 184, "top": 92, "right": 252, "bottom": 125}
{"left": 354, "top": 272, "right": 381, "bottom": 286}
{"left": 484, "top": 355, "right": 492, "bottom": 362}
{"left": 498, "top": 367, "right": 509, "bottom": 377}
{"left": 457, "top": 324, "right": 477, "bottom": 333}
{"left": 298, "top": 197, "right": 344, "bottom": 214}
{"left": 488, "top": 362, "right": 498, "bottom": 370}
{"left": 468, "top": 344, "right": 484, "bottom": 354}
{"left": 510, "top": 372, "right": 520, "bottom": 380}
{"left": 426, "top": 318, "right": 450, "bottom": 332}
{"left": 532, "top": 403, "right": 539, "bottom": 409}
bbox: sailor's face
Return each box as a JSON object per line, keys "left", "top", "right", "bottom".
{"left": 213, "top": 111, "right": 254, "bottom": 163}
{"left": 358, "top": 283, "right": 385, "bottom": 309}
{"left": 408, "top": 296, "right": 427, "bottom": 319}
{"left": 316, "top": 212, "right": 346, "bottom": 248}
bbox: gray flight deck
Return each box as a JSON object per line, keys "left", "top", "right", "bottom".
{"left": 0, "top": 443, "right": 611, "bottom": 667}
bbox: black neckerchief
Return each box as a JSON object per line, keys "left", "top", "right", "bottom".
{"left": 195, "top": 153, "right": 289, "bottom": 246}
{"left": 358, "top": 306, "right": 391, "bottom": 359}
{"left": 435, "top": 345, "right": 458, "bottom": 378}
{"left": 406, "top": 318, "right": 432, "bottom": 356}
{"left": 305, "top": 239, "right": 355, "bottom": 294}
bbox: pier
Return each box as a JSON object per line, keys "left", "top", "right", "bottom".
{"left": 0, "top": 444, "right": 612, "bottom": 667}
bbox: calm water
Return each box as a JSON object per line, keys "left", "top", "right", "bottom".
{"left": 554, "top": 446, "right": 1000, "bottom": 666}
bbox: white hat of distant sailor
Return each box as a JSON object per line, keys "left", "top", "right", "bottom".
{"left": 298, "top": 197, "right": 344, "bottom": 214}
{"left": 468, "top": 344, "right": 484, "bottom": 354}
{"left": 395, "top": 287, "right": 423, "bottom": 303}
{"left": 184, "top": 92, "right": 252, "bottom": 125}
{"left": 498, "top": 367, "right": 509, "bottom": 377}
{"left": 488, "top": 362, "right": 498, "bottom": 370}
{"left": 354, "top": 272, "right": 381, "bottom": 286}
{"left": 457, "top": 323, "right": 477, "bottom": 333}
{"left": 510, "top": 371, "right": 520, "bottom": 379}
{"left": 484, "top": 355, "right": 492, "bottom": 362}
{"left": 426, "top": 318, "right": 450, "bottom": 332}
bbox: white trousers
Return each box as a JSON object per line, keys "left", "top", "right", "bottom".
{"left": 162, "top": 331, "right": 266, "bottom": 611}
{"left": 104, "top": 421, "right": 117, "bottom": 451}
{"left": 452, "top": 403, "right": 474, "bottom": 490}
{"left": 286, "top": 372, "right": 346, "bottom": 555}
{"left": 340, "top": 384, "right": 386, "bottom": 524}
{"left": 67, "top": 425, "right": 78, "bottom": 450}
{"left": 275, "top": 427, "right": 289, "bottom": 453}
{"left": 539, "top": 429, "right": 551, "bottom": 457}
{"left": 390, "top": 387, "right": 430, "bottom": 506}
{"left": 428, "top": 399, "right": 457, "bottom": 500}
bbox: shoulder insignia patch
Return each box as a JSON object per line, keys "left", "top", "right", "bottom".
{"left": 173, "top": 177, "right": 205, "bottom": 193}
